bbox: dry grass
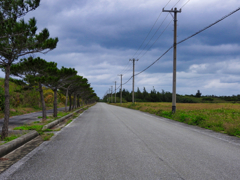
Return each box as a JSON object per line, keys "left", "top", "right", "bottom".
{"left": 113, "top": 102, "right": 240, "bottom": 137}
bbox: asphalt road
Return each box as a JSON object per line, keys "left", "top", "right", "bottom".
{"left": 1, "top": 103, "right": 240, "bottom": 180}
{"left": 0, "top": 107, "right": 66, "bottom": 130}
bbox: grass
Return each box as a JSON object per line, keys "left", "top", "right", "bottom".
{"left": 113, "top": 102, "right": 240, "bottom": 137}
{"left": 1, "top": 105, "right": 89, "bottom": 144}
{"left": 41, "top": 133, "right": 54, "bottom": 141}
{"left": 0, "top": 134, "right": 22, "bottom": 145}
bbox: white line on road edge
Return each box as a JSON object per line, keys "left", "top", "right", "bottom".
{"left": 0, "top": 111, "right": 86, "bottom": 180}
{"left": 142, "top": 111, "right": 240, "bottom": 147}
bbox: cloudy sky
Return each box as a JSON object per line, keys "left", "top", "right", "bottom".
{"left": 1, "top": 0, "right": 240, "bottom": 98}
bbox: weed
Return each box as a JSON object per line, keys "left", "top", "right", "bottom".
{"left": 38, "top": 116, "right": 50, "bottom": 119}
{"left": 41, "top": 133, "right": 54, "bottom": 141}
{"left": 66, "top": 120, "right": 72, "bottom": 125}
{"left": 0, "top": 134, "right": 21, "bottom": 143}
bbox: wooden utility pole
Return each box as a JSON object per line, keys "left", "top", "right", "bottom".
{"left": 129, "top": 58, "right": 138, "bottom": 104}
{"left": 118, "top": 74, "right": 123, "bottom": 105}
{"left": 163, "top": 7, "right": 181, "bottom": 113}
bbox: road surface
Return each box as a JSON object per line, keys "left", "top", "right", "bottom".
{"left": 1, "top": 103, "right": 240, "bottom": 180}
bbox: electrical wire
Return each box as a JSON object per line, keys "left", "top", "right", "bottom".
{"left": 120, "top": 61, "right": 132, "bottom": 75}
{"left": 180, "top": 0, "right": 191, "bottom": 9}
{"left": 119, "top": 6, "right": 240, "bottom": 86}
{"left": 135, "top": 46, "right": 173, "bottom": 76}
{"left": 134, "top": 0, "right": 181, "bottom": 59}
{"left": 138, "top": 19, "right": 172, "bottom": 60}
{"left": 172, "top": 0, "right": 181, "bottom": 8}
{"left": 135, "top": 13, "right": 170, "bottom": 59}
{"left": 132, "top": 0, "right": 173, "bottom": 58}
{"left": 177, "top": 7, "right": 240, "bottom": 45}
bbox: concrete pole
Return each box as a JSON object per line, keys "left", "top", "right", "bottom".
{"left": 118, "top": 74, "right": 123, "bottom": 105}
{"left": 163, "top": 7, "right": 181, "bottom": 113}
{"left": 130, "top": 58, "right": 138, "bottom": 104}
{"left": 109, "top": 88, "right": 111, "bottom": 103}
{"left": 111, "top": 86, "right": 113, "bottom": 103}
{"left": 120, "top": 74, "right": 122, "bottom": 105}
{"left": 115, "top": 81, "right": 116, "bottom": 103}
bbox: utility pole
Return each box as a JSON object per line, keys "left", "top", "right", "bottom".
{"left": 118, "top": 74, "right": 123, "bottom": 105}
{"left": 115, "top": 81, "right": 116, "bottom": 103}
{"left": 111, "top": 86, "right": 113, "bottom": 103}
{"left": 109, "top": 88, "right": 111, "bottom": 103}
{"left": 129, "top": 58, "right": 138, "bottom": 104}
{"left": 163, "top": 7, "right": 181, "bottom": 113}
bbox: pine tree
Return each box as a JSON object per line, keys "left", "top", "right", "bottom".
{"left": 0, "top": 1, "right": 58, "bottom": 139}
{"left": 10, "top": 57, "right": 57, "bottom": 121}
{"left": 43, "top": 67, "right": 77, "bottom": 117}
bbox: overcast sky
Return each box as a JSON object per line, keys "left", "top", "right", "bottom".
{"left": 1, "top": 0, "right": 240, "bottom": 98}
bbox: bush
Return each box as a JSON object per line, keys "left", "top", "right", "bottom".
{"left": 177, "top": 96, "right": 197, "bottom": 103}
{"left": 202, "top": 97, "right": 214, "bottom": 101}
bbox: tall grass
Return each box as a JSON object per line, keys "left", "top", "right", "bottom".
{"left": 114, "top": 102, "right": 240, "bottom": 137}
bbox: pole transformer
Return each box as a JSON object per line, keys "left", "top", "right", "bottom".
{"left": 163, "top": 7, "right": 181, "bottom": 113}
{"left": 129, "top": 58, "right": 138, "bottom": 104}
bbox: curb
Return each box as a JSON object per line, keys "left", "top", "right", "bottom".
{"left": 0, "top": 106, "right": 90, "bottom": 158}
{"left": 0, "top": 130, "right": 38, "bottom": 158}
{"left": 42, "top": 108, "right": 84, "bottom": 130}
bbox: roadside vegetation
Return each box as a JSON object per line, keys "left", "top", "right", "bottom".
{"left": 4, "top": 108, "right": 84, "bottom": 143}
{"left": 0, "top": 1, "right": 99, "bottom": 140}
{"left": 104, "top": 87, "right": 240, "bottom": 137}
{"left": 113, "top": 102, "right": 240, "bottom": 137}
{"left": 0, "top": 78, "right": 64, "bottom": 119}
{"left": 103, "top": 88, "right": 240, "bottom": 104}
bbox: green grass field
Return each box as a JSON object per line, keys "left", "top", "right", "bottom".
{"left": 113, "top": 102, "right": 240, "bottom": 137}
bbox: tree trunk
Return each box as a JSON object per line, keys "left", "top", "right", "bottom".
{"left": 68, "top": 93, "right": 72, "bottom": 111}
{"left": 77, "top": 95, "right": 80, "bottom": 107}
{"left": 53, "top": 89, "right": 58, "bottom": 117}
{"left": 1, "top": 64, "right": 10, "bottom": 140}
{"left": 73, "top": 93, "right": 77, "bottom": 109}
{"left": 65, "top": 88, "right": 68, "bottom": 112}
{"left": 39, "top": 82, "right": 47, "bottom": 122}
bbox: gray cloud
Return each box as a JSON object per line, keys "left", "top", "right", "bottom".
{"left": 2, "top": 0, "right": 240, "bottom": 98}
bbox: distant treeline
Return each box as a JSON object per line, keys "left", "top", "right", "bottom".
{"left": 102, "top": 87, "right": 240, "bottom": 103}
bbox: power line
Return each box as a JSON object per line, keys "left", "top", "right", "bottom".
{"left": 122, "top": 76, "right": 133, "bottom": 85}
{"left": 177, "top": 7, "right": 240, "bottom": 45}
{"left": 119, "top": 6, "right": 240, "bottom": 86}
{"left": 135, "top": 13, "right": 171, "bottom": 59}
{"left": 121, "top": 63, "right": 132, "bottom": 74}
{"left": 138, "top": 19, "right": 172, "bottom": 60}
{"left": 180, "top": 0, "right": 191, "bottom": 9}
{"left": 132, "top": 0, "right": 173, "bottom": 58}
{"left": 136, "top": 46, "right": 173, "bottom": 76}
{"left": 172, "top": 0, "right": 181, "bottom": 8}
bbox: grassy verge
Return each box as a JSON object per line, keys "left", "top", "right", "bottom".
{"left": 0, "top": 105, "right": 93, "bottom": 144}
{"left": 11, "top": 107, "right": 86, "bottom": 141}
{"left": 0, "top": 134, "right": 23, "bottom": 145}
{"left": 113, "top": 102, "right": 240, "bottom": 137}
